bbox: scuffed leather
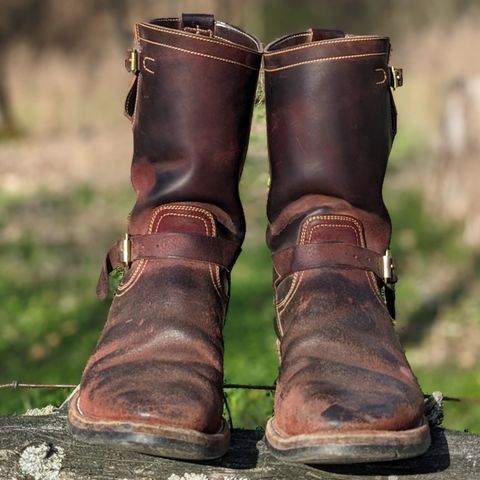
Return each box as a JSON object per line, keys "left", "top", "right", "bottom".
{"left": 73, "top": 17, "right": 261, "bottom": 435}
{"left": 264, "top": 31, "right": 425, "bottom": 436}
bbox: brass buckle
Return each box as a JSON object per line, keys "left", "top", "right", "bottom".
{"left": 118, "top": 233, "right": 131, "bottom": 265}
{"left": 382, "top": 249, "right": 397, "bottom": 286}
{"left": 390, "top": 67, "right": 403, "bottom": 90}
{"left": 125, "top": 49, "right": 138, "bottom": 73}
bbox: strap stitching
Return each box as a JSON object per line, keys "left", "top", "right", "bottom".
{"left": 139, "top": 36, "right": 259, "bottom": 71}
{"left": 264, "top": 52, "right": 388, "bottom": 73}
{"left": 118, "top": 205, "right": 216, "bottom": 295}
{"left": 264, "top": 35, "right": 383, "bottom": 56}
{"left": 139, "top": 22, "right": 261, "bottom": 54}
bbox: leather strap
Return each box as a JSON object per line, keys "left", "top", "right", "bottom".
{"left": 96, "top": 232, "right": 241, "bottom": 300}
{"left": 273, "top": 242, "right": 390, "bottom": 281}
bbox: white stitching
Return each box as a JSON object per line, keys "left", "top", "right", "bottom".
{"left": 264, "top": 35, "right": 383, "bottom": 56}
{"left": 118, "top": 204, "right": 217, "bottom": 294}
{"left": 300, "top": 215, "right": 365, "bottom": 246}
{"left": 138, "top": 36, "right": 258, "bottom": 71}
{"left": 143, "top": 56, "right": 155, "bottom": 74}
{"left": 306, "top": 223, "right": 361, "bottom": 245}
{"left": 375, "top": 67, "right": 387, "bottom": 85}
{"left": 277, "top": 215, "right": 364, "bottom": 310}
{"left": 264, "top": 52, "right": 387, "bottom": 73}
{"left": 276, "top": 272, "right": 298, "bottom": 309}
{"left": 139, "top": 22, "right": 260, "bottom": 54}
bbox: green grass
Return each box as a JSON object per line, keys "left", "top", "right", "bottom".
{"left": 1, "top": 112, "right": 479, "bottom": 433}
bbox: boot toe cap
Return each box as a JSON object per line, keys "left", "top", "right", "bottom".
{"left": 275, "top": 378, "right": 424, "bottom": 436}
{"left": 76, "top": 367, "right": 223, "bottom": 434}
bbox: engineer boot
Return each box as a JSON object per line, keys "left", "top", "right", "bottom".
{"left": 263, "top": 29, "right": 430, "bottom": 463}
{"left": 68, "top": 14, "right": 261, "bottom": 460}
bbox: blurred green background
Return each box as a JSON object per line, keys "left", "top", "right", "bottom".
{"left": 1, "top": 0, "right": 480, "bottom": 433}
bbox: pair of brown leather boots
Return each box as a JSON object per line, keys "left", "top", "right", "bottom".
{"left": 67, "top": 14, "right": 430, "bottom": 464}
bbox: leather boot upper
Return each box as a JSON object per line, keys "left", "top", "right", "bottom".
{"left": 73, "top": 15, "right": 262, "bottom": 435}
{"left": 264, "top": 29, "right": 424, "bottom": 436}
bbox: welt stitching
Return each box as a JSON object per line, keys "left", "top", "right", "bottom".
{"left": 264, "top": 52, "right": 388, "bottom": 73}
{"left": 139, "top": 22, "right": 260, "bottom": 54}
{"left": 139, "top": 36, "right": 257, "bottom": 71}
{"left": 264, "top": 35, "right": 382, "bottom": 56}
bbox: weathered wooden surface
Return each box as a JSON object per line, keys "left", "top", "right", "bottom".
{"left": 1, "top": 406, "right": 479, "bottom": 480}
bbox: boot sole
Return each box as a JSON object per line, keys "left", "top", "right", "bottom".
{"left": 264, "top": 416, "right": 431, "bottom": 464}
{"left": 67, "top": 392, "right": 230, "bottom": 460}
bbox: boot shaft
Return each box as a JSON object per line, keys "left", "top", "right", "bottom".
{"left": 264, "top": 29, "right": 400, "bottom": 253}
{"left": 126, "top": 15, "right": 262, "bottom": 239}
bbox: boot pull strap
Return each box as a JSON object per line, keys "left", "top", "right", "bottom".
{"left": 96, "top": 232, "right": 241, "bottom": 300}
{"left": 181, "top": 13, "right": 215, "bottom": 36}
{"left": 310, "top": 29, "right": 345, "bottom": 41}
{"left": 124, "top": 74, "right": 138, "bottom": 121}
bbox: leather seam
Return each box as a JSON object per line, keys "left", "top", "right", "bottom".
{"left": 138, "top": 36, "right": 258, "bottom": 71}
{"left": 276, "top": 272, "right": 299, "bottom": 309}
{"left": 209, "top": 264, "right": 224, "bottom": 300}
{"left": 139, "top": 22, "right": 261, "bottom": 54}
{"left": 300, "top": 215, "right": 365, "bottom": 246}
{"left": 118, "top": 205, "right": 217, "bottom": 295}
{"left": 264, "top": 52, "right": 388, "bottom": 73}
{"left": 264, "top": 35, "right": 383, "bottom": 56}
{"left": 276, "top": 217, "right": 364, "bottom": 332}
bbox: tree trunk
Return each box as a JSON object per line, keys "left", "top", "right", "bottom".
{"left": 0, "top": 404, "right": 479, "bottom": 479}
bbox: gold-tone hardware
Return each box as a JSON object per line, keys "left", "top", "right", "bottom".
{"left": 390, "top": 67, "right": 403, "bottom": 90}
{"left": 382, "top": 249, "right": 397, "bottom": 285}
{"left": 125, "top": 49, "right": 138, "bottom": 73}
{"left": 119, "top": 233, "right": 131, "bottom": 265}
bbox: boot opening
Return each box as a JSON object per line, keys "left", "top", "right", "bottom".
{"left": 266, "top": 28, "right": 346, "bottom": 51}
{"left": 147, "top": 15, "right": 261, "bottom": 52}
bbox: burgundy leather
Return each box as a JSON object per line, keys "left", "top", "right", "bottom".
{"left": 70, "top": 16, "right": 261, "bottom": 444}
{"left": 127, "top": 18, "right": 261, "bottom": 240}
{"left": 272, "top": 240, "right": 392, "bottom": 280}
{"left": 264, "top": 31, "right": 425, "bottom": 436}
{"left": 96, "top": 232, "right": 241, "bottom": 300}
